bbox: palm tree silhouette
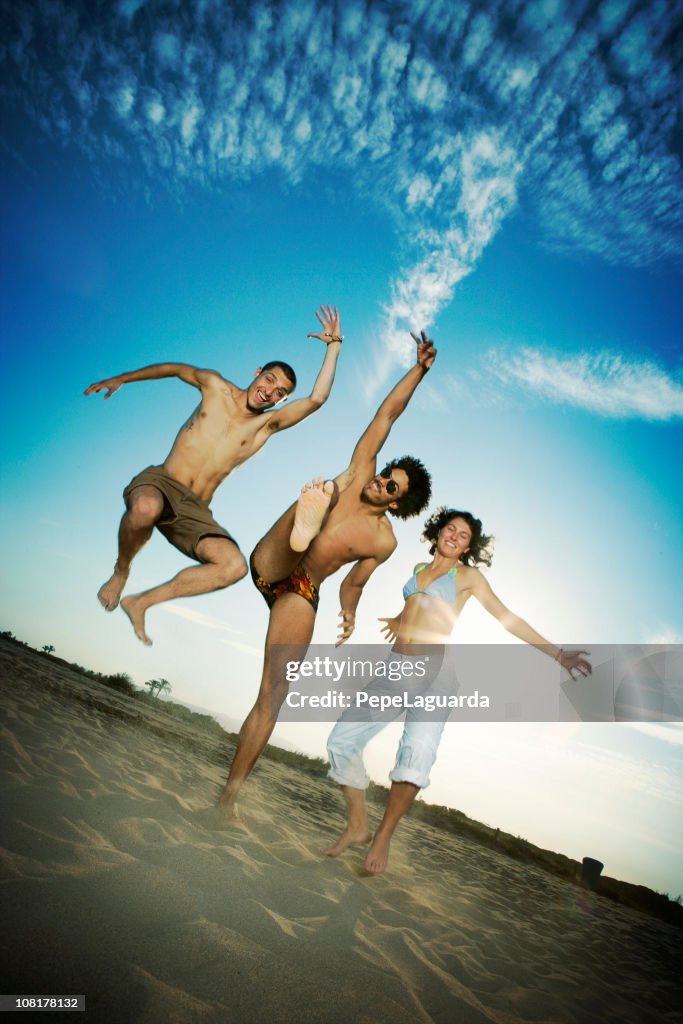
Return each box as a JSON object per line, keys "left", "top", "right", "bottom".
{"left": 144, "top": 678, "right": 172, "bottom": 698}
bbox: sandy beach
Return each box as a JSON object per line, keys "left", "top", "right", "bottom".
{"left": 1, "top": 639, "right": 681, "bottom": 1024}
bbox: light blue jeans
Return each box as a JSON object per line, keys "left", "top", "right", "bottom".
{"left": 327, "top": 712, "right": 446, "bottom": 790}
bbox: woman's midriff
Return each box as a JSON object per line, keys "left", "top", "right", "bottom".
{"left": 394, "top": 592, "right": 456, "bottom": 649}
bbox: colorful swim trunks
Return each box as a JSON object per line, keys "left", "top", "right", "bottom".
{"left": 250, "top": 554, "right": 320, "bottom": 613}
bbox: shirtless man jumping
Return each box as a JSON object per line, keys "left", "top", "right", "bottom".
{"left": 216, "top": 330, "right": 436, "bottom": 817}
{"left": 84, "top": 305, "right": 343, "bottom": 645}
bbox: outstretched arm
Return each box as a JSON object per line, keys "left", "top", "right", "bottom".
{"left": 469, "top": 572, "right": 591, "bottom": 679}
{"left": 84, "top": 363, "right": 222, "bottom": 399}
{"left": 337, "top": 330, "right": 436, "bottom": 486}
{"left": 337, "top": 553, "right": 390, "bottom": 646}
{"left": 266, "top": 305, "right": 343, "bottom": 432}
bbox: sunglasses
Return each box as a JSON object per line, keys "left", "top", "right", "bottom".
{"left": 379, "top": 466, "right": 399, "bottom": 495}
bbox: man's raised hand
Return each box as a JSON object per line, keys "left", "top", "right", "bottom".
{"left": 411, "top": 330, "right": 436, "bottom": 371}
{"left": 84, "top": 376, "right": 123, "bottom": 400}
{"left": 307, "top": 304, "right": 343, "bottom": 345}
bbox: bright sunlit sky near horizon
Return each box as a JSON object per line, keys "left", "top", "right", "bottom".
{"left": 1, "top": 0, "right": 682, "bottom": 896}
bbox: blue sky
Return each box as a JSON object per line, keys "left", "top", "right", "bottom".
{"left": 1, "top": 0, "right": 682, "bottom": 895}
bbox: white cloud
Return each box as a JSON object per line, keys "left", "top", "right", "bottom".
{"left": 408, "top": 55, "right": 447, "bottom": 112}
{"left": 487, "top": 347, "right": 683, "bottom": 421}
{"left": 145, "top": 95, "right": 165, "bottom": 125}
{"left": 369, "top": 131, "right": 521, "bottom": 390}
{"left": 160, "top": 603, "right": 245, "bottom": 637}
{"left": 294, "top": 115, "right": 311, "bottom": 143}
{"left": 506, "top": 63, "right": 538, "bottom": 94}
{"left": 216, "top": 637, "right": 262, "bottom": 658}
{"left": 263, "top": 67, "right": 286, "bottom": 109}
{"left": 181, "top": 102, "right": 202, "bottom": 146}
{"left": 580, "top": 86, "right": 622, "bottom": 135}
{"left": 593, "top": 117, "right": 629, "bottom": 161}
{"left": 462, "top": 12, "right": 493, "bottom": 67}
{"left": 405, "top": 173, "right": 434, "bottom": 208}
{"left": 340, "top": 3, "right": 364, "bottom": 40}
{"left": 114, "top": 84, "right": 136, "bottom": 118}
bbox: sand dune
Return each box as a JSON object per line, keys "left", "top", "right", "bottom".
{"left": 1, "top": 642, "right": 681, "bottom": 1024}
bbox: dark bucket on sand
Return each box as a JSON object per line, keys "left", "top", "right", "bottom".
{"left": 581, "top": 857, "right": 604, "bottom": 890}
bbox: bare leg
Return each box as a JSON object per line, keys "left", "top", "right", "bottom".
{"left": 121, "top": 536, "right": 247, "bottom": 646}
{"left": 364, "top": 782, "right": 419, "bottom": 874}
{"left": 251, "top": 478, "right": 338, "bottom": 583}
{"left": 217, "top": 593, "right": 316, "bottom": 817}
{"left": 98, "top": 486, "right": 164, "bottom": 611}
{"left": 320, "top": 786, "right": 372, "bottom": 856}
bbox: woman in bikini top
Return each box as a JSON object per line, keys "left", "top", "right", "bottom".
{"left": 381, "top": 507, "right": 591, "bottom": 679}
{"left": 380, "top": 507, "right": 485, "bottom": 651}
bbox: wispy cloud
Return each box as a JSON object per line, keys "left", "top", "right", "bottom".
{"left": 160, "top": 603, "right": 261, "bottom": 656}
{"left": 372, "top": 131, "right": 522, "bottom": 391}
{"left": 3, "top": 0, "right": 681, "bottom": 393}
{"left": 160, "top": 603, "right": 241, "bottom": 634}
{"left": 216, "top": 637, "right": 262, "bottom": 658}
{"left": 486, "top": 347, "right": 683, "bottom": 421}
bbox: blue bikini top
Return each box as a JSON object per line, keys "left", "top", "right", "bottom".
{"left": 402, "top": 563, "right": 458, "bottom": 604}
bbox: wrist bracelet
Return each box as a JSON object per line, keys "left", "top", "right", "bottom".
{"left": 554, "top": 648, "right": 564, "bottom": 662}
{"left": 323, "top": 332, "right": 343, "bottom": 343}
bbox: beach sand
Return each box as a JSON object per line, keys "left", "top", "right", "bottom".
{"left": 1, "top": 640, "right": 681, "bottom": 1024}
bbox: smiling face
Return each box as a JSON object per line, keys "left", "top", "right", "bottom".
{"left": 436, "top": 516, "right": 472, "bottom": 560}
{"left": 361, "top": 465, "right": 410, "bottom": 509}
{"left": 246, "top": 365, "right": 295, "bottom": 411}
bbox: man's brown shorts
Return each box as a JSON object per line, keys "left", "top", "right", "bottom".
{"left": 123, "top": 465, "right": 237, "bottom": 562}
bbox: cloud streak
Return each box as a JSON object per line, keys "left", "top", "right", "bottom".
{"left": 374, "top": 130, "right": 522, "bottom": 388}
{"left": 161, "top": 603, "right": 261, "bottom": 655}
{"left": 486, "top": 347, "right": 683, "bottom": 420}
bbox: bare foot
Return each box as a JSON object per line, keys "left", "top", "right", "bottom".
{"left": 97, "top": 564, "right": 129, "bottom": 611}
{"left": 120, "top": 595, "right": 152, "bottom": 646}
{"left": 290, "top": 478, "right": 334, "bottom": 553}
{"left": 320, "top": 825, "right": 372, "bottom": 857}
{"left": 364, "top": 831, "right": 391, "bottom": 874}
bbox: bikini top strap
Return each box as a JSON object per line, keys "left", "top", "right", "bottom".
{"left": 416, "top": 563, "right": 457, "bottom": 576}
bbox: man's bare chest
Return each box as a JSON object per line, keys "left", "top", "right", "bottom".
{"left": 312, "top": 508, "right": 388, "bottom": 564}
{"left": 181, "top": 401, "right": 265, "bottom": 456}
